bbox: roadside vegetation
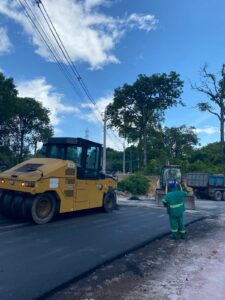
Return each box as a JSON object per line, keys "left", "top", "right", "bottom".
{"left": 1, "top": 66, "right": 225, "bottom": 174}
{"left": 117, "top": 174, "right": 149, "bottom": 195}
{"left": 0, "top": 72, "right": 53, "bottom": 170}
{"left": 106, "top": 65, "right": 225, "bottom": 175}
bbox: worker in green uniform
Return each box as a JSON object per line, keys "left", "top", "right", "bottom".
{"left": 162, "top": 182, "right": 187, "bottom": 240}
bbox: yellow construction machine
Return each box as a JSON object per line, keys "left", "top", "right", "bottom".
{"left": 0, "top": 137, "right": 117, "bottom": 224}
{"left": 155, "top": 165, "right": 195, "bottom": 210}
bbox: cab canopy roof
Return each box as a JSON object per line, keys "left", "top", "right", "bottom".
{"left": 45, "top": 137, "right": 102, "bottom": 147}
{"left": 163, "top": 165, "right": 180, "bottom": 169}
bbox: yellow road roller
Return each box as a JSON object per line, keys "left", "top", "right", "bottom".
{"left": 0, "top": 138, "right": 117, "bottom": 224}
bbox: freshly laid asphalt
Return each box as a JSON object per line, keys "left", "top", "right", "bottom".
{"left": 0, "top": 204, "right": 205, "bottom": 300}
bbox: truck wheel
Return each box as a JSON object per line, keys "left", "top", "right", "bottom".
{"left": 20, "top": 197, "right": 33, "bottom": 221}
{"left": 10, "top": 195, "right": 23, "bottom": 219}
{"left": 31, "top": 193, "right": 56, "bottom": 224}
{"left": 0, "top": 191, "right": 5, "bottom": 213}
{"left": 11, "top": 195, "right": 27, "bottom": 220}
{"left": 103, "top": 191, "right": 116, "bottom": 213}
{"left": 214, "top": 190, "right": 222, "bottom": 201}
{"left": 2, "top": 192, "right": 14, "bottom": 217}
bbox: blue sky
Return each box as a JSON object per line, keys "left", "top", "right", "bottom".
{"left": 0, "top": 0, "right": 224, "bottom": 150}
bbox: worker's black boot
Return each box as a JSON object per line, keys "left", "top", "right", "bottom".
{"left": 181, "top": 233, "right": 186, "bottom": 240}
{"left": 171, "top": 233, "right": 179, "bottom": 240}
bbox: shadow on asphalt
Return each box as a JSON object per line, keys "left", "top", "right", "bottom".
{"left": 0, "top": 206, "right": 107, "bottom": 227}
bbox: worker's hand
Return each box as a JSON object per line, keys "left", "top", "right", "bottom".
{"left": 162, "top": 201, "right": 168, "bottom": 207}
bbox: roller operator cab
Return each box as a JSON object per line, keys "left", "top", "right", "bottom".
{"left": 155, "top": 165, "right": 196, "bottom": 210}
{"left": 160, "top": 165, "right": 182, "bottom": 191}
{"left": 0, "top": 138, "right": 117, "bottom": 224}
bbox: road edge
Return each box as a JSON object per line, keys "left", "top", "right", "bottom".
{"left": 37, "top": 215, "right": 207, "bottom": 300}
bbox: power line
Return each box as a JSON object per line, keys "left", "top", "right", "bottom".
{"left": 34, "top": 0, "right": 106, "bottom": 124}
{"left": 35, "top": 0, "right": 123, "bottom": 145}
{"left": 37, "top": 0, "right": 97, "bottom": 106}
{"left": 18, "top": 0, "right": 124, "bottom": 149}
{"left": 17, "top": 0, "right": 103, "bottom": 125}
{"left": 16, "top": 0, "right": 84, "bottom": 100}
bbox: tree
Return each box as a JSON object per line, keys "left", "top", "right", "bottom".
{"left": 163, "top": 125, "right": 198, "bottom": 159}
{"left": 0, "top": 145, "right": 17, "bottom": 171}
{"left": 0, "top": 72, "right": 17, "bottom": 125}
{"left": 0, "top": 72, "right": 54, "bottom": 169}
{"left": 189, "top": 142, "right": 222, "bottom": 172}
{"left": 106, "top": 72, "right": 184, "bottom": 167}
{"left": 106, "top": 148, "right": 123, "bottom": 172}
{"left": 0, "top": 73, "right": 18, "bottom": 148}
{"left": 192, "top": 65, "right": 225, "bottom": 163}
{"left": 7, "top": 97, "right": 53, "bottom": 161}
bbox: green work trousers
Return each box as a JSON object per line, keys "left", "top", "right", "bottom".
{"left": 169, "top": 214, "right": 185, "bottom": 239}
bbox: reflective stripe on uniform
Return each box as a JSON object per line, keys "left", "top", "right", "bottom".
{"left": 170, "top": 203, "right": 183, "bottom": 209}
{"left": 171, "top": 229, "right": 178, "bottom": 232}
{"left": 180, "top": 230, "right": 186, "bottom": 233}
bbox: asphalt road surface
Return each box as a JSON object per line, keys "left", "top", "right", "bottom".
{"left": 0, "top": 205, "right": 205, "bottom": 300}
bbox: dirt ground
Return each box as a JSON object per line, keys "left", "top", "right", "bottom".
{"left": 48, "top": 215, "right": 225, "bottom": 300}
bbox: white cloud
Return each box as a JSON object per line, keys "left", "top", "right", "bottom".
{"left": 0, "top": 27, "right": 12, "bottom": 54}
{"left": 16, "top": 78, "right": 79, "bottom": 128}
{"left": 81, "top": 94, "right": 112, "bottom": 122}
{"left": 81, "top": 94, "right": 124, "bottom": 150}
{"left": 15, "top": 78, "right": 123, "bottom": 149}
{"left": 126, "top": 13, "right": 158, "bottom": 31}
{"left": 84, "top": 0, "right": 110, "bottom": 11}
{"left": 193, "top": 126, "right": 219, "bottom": 135}
{"left": 0, "top": 0, "right": 157, "bottom": 69}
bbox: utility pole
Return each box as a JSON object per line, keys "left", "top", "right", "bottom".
{"left": 129, "top": 147, "right": 133, "bottom": 173}
{"left": 102, "top": 110, "right": 107, "bottom": 173}
{"left": 123, "top": 140, "right": 126, "bottom": 174}
{"left": 85, "top": 128, "right": 89, "bottom": 140}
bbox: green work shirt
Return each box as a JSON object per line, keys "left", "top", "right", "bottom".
{"left": 162, "top": 190, "right": 187, "bottom": 217}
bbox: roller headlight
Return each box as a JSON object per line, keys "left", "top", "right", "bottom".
{"left": 21, "top": 182, "right": 36, "bottom": 188}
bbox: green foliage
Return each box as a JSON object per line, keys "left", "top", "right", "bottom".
{"left": 188, "top": 142, "right": 224, "bottom": 173}
{"left": 106, "top": 148, "right": 123, "bottom": 172}
{"left": 143, "top": 159, "right": 165, "bottom": 175}
{"left": 0, "top": 72, "right": 53, "bottom": 169}
{"left": 117, "top": 174, "right": 149, "bottom": 195}
{"left": 106, "top": 72, "right": 184, "bottom": 166}
{"left": 8, "top": 97, "right": 53, "bottom": 160}
{"left": 163, "top": 125, "right": 198, "bottom": 159}
{"left": 0, "top": 146, "right": 17, "bottom": 171}
{"left": 0, "top": 72, "right": 17, "bottom": 124}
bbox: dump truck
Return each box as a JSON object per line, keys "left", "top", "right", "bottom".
{"left": 187, "top": 172, "right": 225, "bottom": 200}
{"left": 0, "top": 137, "right": 117, "bottom": 224}
{"left": 155, "top": 165, "right": 195, "bottom": 210}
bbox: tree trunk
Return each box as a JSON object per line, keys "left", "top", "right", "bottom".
{"left": 34, "top": 142, "right": 37, "bottom": 155}
{"left": 20, "top": 132, "right": 24, "bottom": 161}
{"left": 220, "top": 113, "right": 224, "bottom": 164}
{"left": 141, "top": 107, "right": 148, "bottom": 167}
{"left": 129, "top": 148, "right": 133, "bottom": 173}
{"left": 143, "top": 129, "right": 147, "bottom": 167}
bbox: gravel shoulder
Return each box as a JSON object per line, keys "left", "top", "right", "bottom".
{"left": 48, "top": 213, "right": 225, "bottom": 300}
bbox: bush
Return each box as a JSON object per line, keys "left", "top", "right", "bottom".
{"left": 117, "top": 174, "right": 149, "bottom": 195}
